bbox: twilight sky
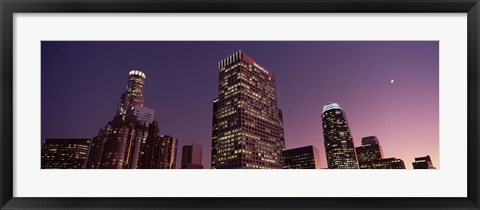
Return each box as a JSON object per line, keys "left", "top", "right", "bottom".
{"left": 41, "top": 41, "right": 439, "bottom": 169}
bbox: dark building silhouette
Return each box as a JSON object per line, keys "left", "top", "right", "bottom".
{"left": 157, "top": 135, "right": 178, "bottom": 169}
{"left": 359, "top": 158, "right": 406, "bottom": 169}
{"left": 41, "top": 138, "right": 91, "bottom": 169}
{"left": 85, "top": 125, "right": 110, "bottom": 169}
{"left": 282, "top": 145, "right": 321, "bottom": 169}
{"left": 361, "top": 136, "right": 380, "bottom": 145}
{"left": 355, "top": 136, "right": 383, "bottom": 165}
{"left": 181, "top": 143, "right": 204, "bottom": 169}
{"left": 322, "top": 103, "right": 358, "bottom": 169}
{"left": 211, "top": 51, "right": 285, "bottom": 169}
{"left": 137, "top": 121, "right": 160, "bottom": 169}
{"left": 412, "top": 155, "right": 436, "bottom": 169}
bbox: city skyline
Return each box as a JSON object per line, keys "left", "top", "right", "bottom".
{"left": 41, "top": 41, "right": 439, "bottom": 169}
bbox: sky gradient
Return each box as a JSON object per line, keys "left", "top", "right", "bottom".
{"left": 41, "top": 41, "right": 439, "bottom": 169}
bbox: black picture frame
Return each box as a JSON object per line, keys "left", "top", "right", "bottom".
{"left": 1, "top": 0, "right": 479, "bottom": 209}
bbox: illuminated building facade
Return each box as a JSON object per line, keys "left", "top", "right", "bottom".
{"left": 85, "top": 124, "right": 111, "bottom": 169}
{"left": 157, "top": 135, "right": 178, "bottom": 169}
{"left": 137, "top": 121, "right": 160, "bottom": 169}
{"left": 359, "top": 158, "right": 406, "bottom": 169}
{"left": 181, "top": 143, "right": 204, "bottom": 169}
{"left": 412, "top": 155, "right": 436, "bottom": 169}
{"left": 355, "top": 136, "right": 383, "bottom": 165}
{"left": 211, "top": 51, "right": 285, "bottom": 169}
{"left": 211, "top": 98, "right": 219, "bottom": 168}
{"left": 100, "top": 106, "right": 155, "bottom": 169}
{"left": 85, "top": 71, "right": 163, "bottom": 169}
{"left": 322, "top": 103, "right": 358, "bottom": 169}
{"left": 282, "top": 145, "right": 321, "bottom": 169}
{"left": 117, "top": 70, "right": 146, "bottom": 116}
{"left": 356, "top": 136, "right": 406, "bottom": 169}
{"left": 41, "top": 138, "right": 91, "bottom": 169}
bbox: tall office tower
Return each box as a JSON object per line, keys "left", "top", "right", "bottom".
{"left": 360, "top": 158, "right": 406, "bottom": 169}
{"left": 137, "top": 120, "right": 160, "bottom": 169}
{"left": 100, "top": 106, "right": 155, "bottom": 169}
{"left": 116, "top": 70, "right": 146, "bottom": 116}
{"left": 41, "top": 138, "right": 91, "bottom": 169}
{"left": 138, "top": 134, "right": 177, "bottom": 169}
{"left": 156, "top": 135, "right": 178, "bottom": 169}
{"left": 322, "top": 103, "right": 358, "bottom": 169}
{"left": 355, "top": 136, "right": 384, "bottom": 166}
{"left": 210, "top": 98, "right": 219, "bottom": 168}
{"left": 85, "top": 125, "right": 111, "bottom": 169}
{"left": 282, "top": 145, "right": 321, "bottom": 169}
{"left": 181, "top": 143, "right": 204, "bottom": 169}
{"left": 211, "top": 51, "right": 285, "bottom": 169}
{"left": 84, "top": 70, "right": 158, "bottom": 169}
{"left": 412, "top": 155, "right": 436, "bottom": 169}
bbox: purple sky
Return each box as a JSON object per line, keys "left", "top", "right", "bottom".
{"left": 41, "top": 41, "right": 439, "bottom": 169}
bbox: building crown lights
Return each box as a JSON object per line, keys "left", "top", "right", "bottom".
{"left": 322, "top": 103, "right": 342, "bottom": 113}
{"left": 129, "top": 70, "right": 146, "bottom": 79}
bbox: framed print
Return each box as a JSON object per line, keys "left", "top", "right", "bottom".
{"left": 1, "top": 0, "right": 479, "bottom": 209}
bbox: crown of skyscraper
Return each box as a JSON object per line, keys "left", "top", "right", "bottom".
{"left": 361, "top": 136, "right": 380, "bottom": 146}
{"left": 218, "top": 50, "right": 272, "bottom": 75}
{"left": 129, "top": 70, "right": 146, "bottom": 79}
{"left": 322, "top": 103, "right": 342, "bottom": 113}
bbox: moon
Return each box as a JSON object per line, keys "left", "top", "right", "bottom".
{"left": 390, "top": 79, "right": 394, "bottom": 84}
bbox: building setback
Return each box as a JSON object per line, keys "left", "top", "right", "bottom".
{"left": 322, "top": 103, "right": 358, "bottom": 169}
{"left": 99, "top": 106, "right": 155, "bottom": 169}
{"left": 181, "top": 143, "right": 204, "bottom": 169}
{"left": 412, "top": 155, "right": 436, "bottom": 169}
{"left": 211, "top": 51, "right": 285, "bottom": 169}
{"left": 41, "top": 138, "right": 91, "bottom": 169}
{"left": 282, "top": 145, "right": 321, "bottom": 169}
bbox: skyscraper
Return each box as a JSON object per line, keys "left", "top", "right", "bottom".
{"left": 116, "top": 70, "right": 146, "bottom": 116}
{"left": 137, "top": 120, "right": 160, "bottom": 169}
{"left": 412, "top": 155, "right": 436, "bottom": 169}
{"left": 355, "top": 136, "right": 383, "bottom": 165}
{"left": 282, "top": 145, "right": 321, "bottom": 169}
{"left": 210, "top": 98, "right": 219, "bottom": 168}
{"left": 86, "top": 70, "right": 161, "bottom": 169}
{"left": 157, "top": 135, "right": 178, "bottom": 169}
{"left": 41, "top": 138, "right": 91, "bottom": 169}
{"left": 322, "top": 103, "right": 358, "bottom": 169}
{"left": 211, "top": 51, "right": 285, "bottom": 169}
{"left": 85, "top": 125, "right": 111, "bottom": 169}
{"left": 181, "top": 143, "right": 204, "bottom": 169}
